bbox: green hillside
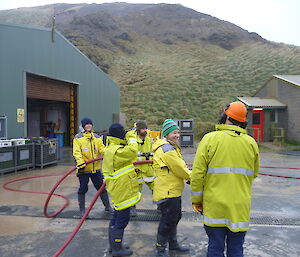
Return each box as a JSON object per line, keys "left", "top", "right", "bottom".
{"left": 1, "top": 3, "right": 300, "bottom": 136}
{"left": 73, "top": 34, "right": 300, "bottom": 133}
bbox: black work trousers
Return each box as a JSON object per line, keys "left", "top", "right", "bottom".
{"left": 157, "top": 197, "right": 182, "bottom": 238}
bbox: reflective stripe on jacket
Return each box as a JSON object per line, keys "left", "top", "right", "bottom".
{"left": 102, "top": 135, "right": 141, "bottom": 210}
{"left": 126, "top": 130, "right": 155, "bottom": 185}
{"left": 152, "top": 138, "right": 191, "bottom": 203}
{"left": 73, "top": 131, "right": 105, "bottom": 173}
{"left": 191, "top": 124, "right": 260, "bottom": 232}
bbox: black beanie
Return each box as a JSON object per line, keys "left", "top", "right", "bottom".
{"left": 108, "top": 123, "right": 126, "bottom": 139}
{"left": 81, "top": 118, "right": 93, "bottom": 129}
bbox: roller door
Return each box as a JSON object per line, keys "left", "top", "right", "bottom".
{"left": 26, "top": 73, "right": 71, "bottom": 102}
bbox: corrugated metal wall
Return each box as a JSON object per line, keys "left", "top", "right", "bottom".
{"left": 0, "top": 22, "right": 120, "bottom": 138}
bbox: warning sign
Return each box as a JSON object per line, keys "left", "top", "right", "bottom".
{"left": 17, "top": 108, "right": 25, "bottom": 123}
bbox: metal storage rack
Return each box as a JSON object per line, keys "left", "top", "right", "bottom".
{"left": 33, "top": 138, "right": 59, "bottom": 168}
{"left": 0, "top": 143, "right": 35, "bottom": 175}
{"left": 180, "top": 133, "right": 194, "bottom": 147}
{"left": 0, "top": 116, "right": 7, "bottom": 140}
{"left": 0, "top": 146, "right": 14, "bottom": 174}
{"left": 175, "top": 119, "right": 195, "bottom": 147}
{"left": 177, "top": 119, "right": 194, "bottom": 132}
{"left": 16, "top": 144, "right": 35, "bottom": 169}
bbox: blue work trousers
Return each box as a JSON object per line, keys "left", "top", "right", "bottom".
{"left": 204, "top": 225, "right": 246, "bottom": 257}
{"left": 77, "top": 171, "right": 104, "bottom": 194}
{"left": 110, "top": 208, "right": 131, "bottom": 230}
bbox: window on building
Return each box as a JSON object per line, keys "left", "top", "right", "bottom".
{"left": 270, "top": 110, "right": 277, "bottom": 123}
{"left": 253, "top": 113, "right": 260, "bottom": 125}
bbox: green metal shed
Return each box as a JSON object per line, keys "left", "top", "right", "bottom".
{"left": 0, "top": 22, "right": 120, "bottom": 143}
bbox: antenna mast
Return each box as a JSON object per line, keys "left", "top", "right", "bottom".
{"left": 51, "top": 1, "right": 56, "bottom": 42}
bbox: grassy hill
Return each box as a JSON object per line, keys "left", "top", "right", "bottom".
{"left": 73, "top": 34, "right": 300, "bottom": 134}
{"left": 1, "top": 3, "right": 300, "bottom": 136}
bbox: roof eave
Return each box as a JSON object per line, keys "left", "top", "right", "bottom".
{"left": 246, "top": 106, "right": 287, "bottom": 110}
{"left": 273, "top": 75, "right": 300, "bottom": 87}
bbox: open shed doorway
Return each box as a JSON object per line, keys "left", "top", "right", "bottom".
{"left": 26, "top": 73, "right": 78, "bottom": 146}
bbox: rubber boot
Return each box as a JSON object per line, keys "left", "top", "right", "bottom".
{"left": 110, "top": 228, "right": 133, "bottom": 256}
{"left": 168, "top": 228, "right": 189, "bottom": 252}
{"left": 108, "top": 225, "right": 130, "bottom": 253}
{"left": 130, "top": 205, "right": 137, "bottom": 217}
{"left": 100, "top": 190, "right": 114, "bottom": 214}
{"left": 156, "top": 233, "right": 169, "bottom": 257}
{"left": 78, "top": 193, "right": 86, "bottom": 218}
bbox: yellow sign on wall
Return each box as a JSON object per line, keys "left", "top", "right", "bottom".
{"left": 17, "top": 108, "right": 25, "bottom": 123}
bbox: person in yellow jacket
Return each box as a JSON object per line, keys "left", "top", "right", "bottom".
{"left": 102, "top": 123, "right": 140, "bottom": 257}
{"left": 153, "top": 119, "right": 191, "bottom": 257}
{"left": 191, "top": 101, "right": 260, "bottom": 257}
{"left": 73, "top": 118, "right": 113, "bottom": 217}
{"left": 126, "top": 120, "right": 155, "bottom": 217}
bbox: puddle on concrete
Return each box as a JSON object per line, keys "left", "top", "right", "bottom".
{"left": 1, "top": 151, "right": 300, "bottom": 256}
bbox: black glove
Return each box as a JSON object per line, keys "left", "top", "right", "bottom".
{"left": 144, "top": 152, "right": 151, "bottom": 158}
{"left": 77, "top": 163, "right": 86, "bottom": 172}
{"left": 141, "top": 152, "right": 153, "bottom": 160}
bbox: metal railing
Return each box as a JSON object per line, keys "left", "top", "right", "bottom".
{"left": 271, "top": 127, "right": 285, "bottom": 144}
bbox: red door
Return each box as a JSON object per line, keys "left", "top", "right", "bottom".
{"left": 252, "top": 109, "right": 264, "bottom": 142}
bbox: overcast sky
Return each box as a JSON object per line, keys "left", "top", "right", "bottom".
{"left": 0, "top": 0, "right": 299, "bottom": 46}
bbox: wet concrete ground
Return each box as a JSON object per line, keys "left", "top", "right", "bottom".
{"left": 0, "top": 147, "right": 300, "bottom": 257}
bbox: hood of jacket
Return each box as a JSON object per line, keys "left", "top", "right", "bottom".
{"left": 82, "top": 130, "right": 95, "bottom": 139}
{"left": 152, "top": 138, "right": 169, "bottom": 152}
{"left": 106, "top": 136, "right": 127, "bottom": 146}
{"left": 215, "top": 124, "right": 247, "bottom": 137}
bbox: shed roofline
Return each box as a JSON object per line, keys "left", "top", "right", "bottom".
{"left": 54, "top": 29, "right": 120, "bottom": 90}
{"left": 0, "top": 21, "right": 52, "bottom": 32}
{"left": 252, "top": 76, "right": 272, "bottom": 96}
{"left": 253, "top": 74, "right": 300, "bottom": 96}
{"left": 273, "top": 75, "right": 300, "bottom": 87}
{"left": 0, "top": 22, "right": 119, "bottom": 90}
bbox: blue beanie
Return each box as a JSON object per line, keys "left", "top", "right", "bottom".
{"left": 81, "top": 118, "right": 93, "bottom": 129}
{"left": 108, "top": 123, "right": 126, "bottom": 139}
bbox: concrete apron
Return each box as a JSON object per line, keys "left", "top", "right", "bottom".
{"left": 0, "top": 150, "right": 300, "bottom": 256}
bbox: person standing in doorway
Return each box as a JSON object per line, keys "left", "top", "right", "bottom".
{"left": 191, "top": 101, "right": 260, "bottom": 257}
{"left": 73, "top": 118, "right": 113, "bottom": 217}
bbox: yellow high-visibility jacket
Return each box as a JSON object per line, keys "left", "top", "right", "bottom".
{"left": 102, "top": 135, "right": 141, "bottom": 210}
{"left": 126, "top": 130, "right": 155, "bottom": 185}
{"left": 152, "top": 138, "right": 191, "bottom": 203}
{"left": 191, "top": 124, "right": 260, "bottom": 232}
{"left": 73, "top": 131, "right": 105, "bottom": 173}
